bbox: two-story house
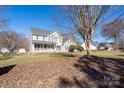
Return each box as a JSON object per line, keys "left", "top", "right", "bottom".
{"left": 30, "top": 28, "right": 69, "bottom": 53}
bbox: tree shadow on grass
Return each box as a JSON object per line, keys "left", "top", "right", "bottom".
{"left": 0, "top": 55, "right": 14, "bottom": 61}
{"left": 59, "top": 55, "right": 124, "bottom": 88}
{"left": 117, "top": 55, "right": 124, "bottom": 57}
{"left": 0, "top": 65, "right": 16, "bottom": 76}
{"left": 0, "top": 54, "right": 21, "bottom": 61}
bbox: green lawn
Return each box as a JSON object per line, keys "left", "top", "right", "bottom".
{"left": 75, "top": 50, "right": 124, "bottom": 59}
{"left": 0, "top": 51, "right": 124, "bottom": 67}
{"left": 0, "top": 53, "right": 62, "bottom": 67}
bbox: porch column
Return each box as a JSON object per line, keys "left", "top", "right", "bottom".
{"left": 46, "top": 44, "right": 48, "bottom": 52}
{"left": 49, "top": 44, "right": 50, "bottom": 51}
{"left": 48, "top": 44, "right": 50, "bottom": 52}
{"left": 54, "top": 44, "right": 56, "bottom": 52}
{"left": 39, "top": 44, "right": 41, "bottom": 52}
{"left": 32, "top": 43, "right": 34, "bottom": 52}
{"left": 43, "top": 43, "right": 44, "bottom": 52}
{"left": 41, "top": 44, "right": 42, "bottom": 52}
{"left": 47, "top": 44, "right": 49, "bottom": 52}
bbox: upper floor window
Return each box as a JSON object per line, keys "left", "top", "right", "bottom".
{"left": 59, "top": 38, "right": 61, "bottom": 42}
{"left": 57, "top": 38, "right": 61, "bottom": 42}
{"left": 38, "top": 36, "right": 43, "bottom": 41}
{"left": 44, "top": 36, "right": 48, "bottom": 41}
{"left": 32, "top": 35, "right": 37, "bottom": 40}
{"left": 56, "top": 38, "right": 61, "bottom": 43}
{"left": 53, "top": 37, "right": 57, "bottom": 42}
{"left": 49, "top": 37, "right": 53, "bottom": 42}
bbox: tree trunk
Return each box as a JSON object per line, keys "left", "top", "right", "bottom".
{"left": 85, "top": 40, "right": 91, "bottom": 57}
{"left": 84, "top": 28, "right": 94, "bottom": 57}
{"left": 114, "top": 38, "right": 117, "bottom": 50}
{"left": 86, "top": 47, "right": 90, "bottom": 57}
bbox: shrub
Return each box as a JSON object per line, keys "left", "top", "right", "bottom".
{"left": 105, "top": 47, "right": 109, "bottom": 50}
{"left": 69, "top": 45, "right": 76, "bottom": 52}
{"left": 76, "top": 45, "right": 84, "bottom": 52}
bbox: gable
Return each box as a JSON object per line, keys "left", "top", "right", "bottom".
{"left": 48, "top": 32, "right": 62, "bottom": 39}
{"left": 51, "top": 32, "right": 62, "bottom": 38}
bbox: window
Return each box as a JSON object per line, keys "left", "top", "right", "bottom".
{"left": 44, "top": 44, "right": 47, "bottom": 48}
{"left": 49, "top": 37, "right": 53, "bottom": 42}
{"left": 56, "top": 45, "right": 61, "bottom": 50}
{"left": 32, "top": 35, "right": 37, "bottom": 40}
{"left": 59, "top": 38, "right": 61, "bottom": 42}
{"left": 53, "top": 37, "right": 57, "bottom": 42}
{"left": 55, "top": 38, "right": 57, "bottom": 42}
{"left": 57, "top": 38, "right": 61, "bottom": 42}
{"left": 44, "top": 36, "right": 47, "bottom": 41}
{"left": 38, "top": 36, "right": 43, "bottom": 41}
{"left": 51, "top": 45, "right": 54, "bottom": 49}
{"left": 56, "top": 38, "right": 58, "bottom": 42}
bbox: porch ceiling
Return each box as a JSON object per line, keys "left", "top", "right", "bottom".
{"left": 32, "top": 40, "right": 56, "bottom": 44}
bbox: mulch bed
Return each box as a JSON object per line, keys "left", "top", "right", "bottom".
{"left": 0, "top": 55, "right": 124, "bottom": 88}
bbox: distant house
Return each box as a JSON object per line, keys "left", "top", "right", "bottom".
{"left": 0, "top": 48, "right": 9, "bottom": 54}
{"left": 29, "top": 28, "right": 72, "bottom": 53}
{"left": 97, "top": 42, "right": 114, "bottom": 50}
{"left": 81, "top": 43, "right": 97, "bottom": 50}
{"left": 81, "top": 42, "right": 114, "bottom": 51}
{"left": 18, "top": 48, "right": 26, "bottom": 54}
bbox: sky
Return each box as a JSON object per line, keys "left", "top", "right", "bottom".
{"left": 7, "top": 5, "right": 57, "bottom": 37}
{"left": 1, "top": 5, "right": 124, "bottom": 43}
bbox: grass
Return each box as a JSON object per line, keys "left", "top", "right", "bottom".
{"left": 73, "top": 50, "right": 124, "bottom": 59}
{"left": 0, "top": 53, "right": 62, "bottom": 67}
{"left": 0, "top": 50, "right": 124, "bottom": 67}
{"left": 91, "top": 50, "right": 124, "bottom": 59}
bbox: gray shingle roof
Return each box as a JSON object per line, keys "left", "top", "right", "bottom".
{"left": 31, "top": 28, "right": 53, "bottom": 36}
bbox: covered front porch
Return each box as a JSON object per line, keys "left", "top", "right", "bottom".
{"left": 33, "top": 43, "right": 55, "bottom": 52}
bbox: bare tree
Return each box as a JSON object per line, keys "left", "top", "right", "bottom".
{"left": 0, "top": 30, "right": 28, "bottom": 53}
{"left": 118, "top": 34, "right": 124, "bottom": 50}
{"left": 62, "top": 31, "right": 82, "bottom": 45}
{"left": 55, "top": 5, "right": 116, "bottom": 56}
{"left": 102, "top": 18, "right": 124, "bottom": 49}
